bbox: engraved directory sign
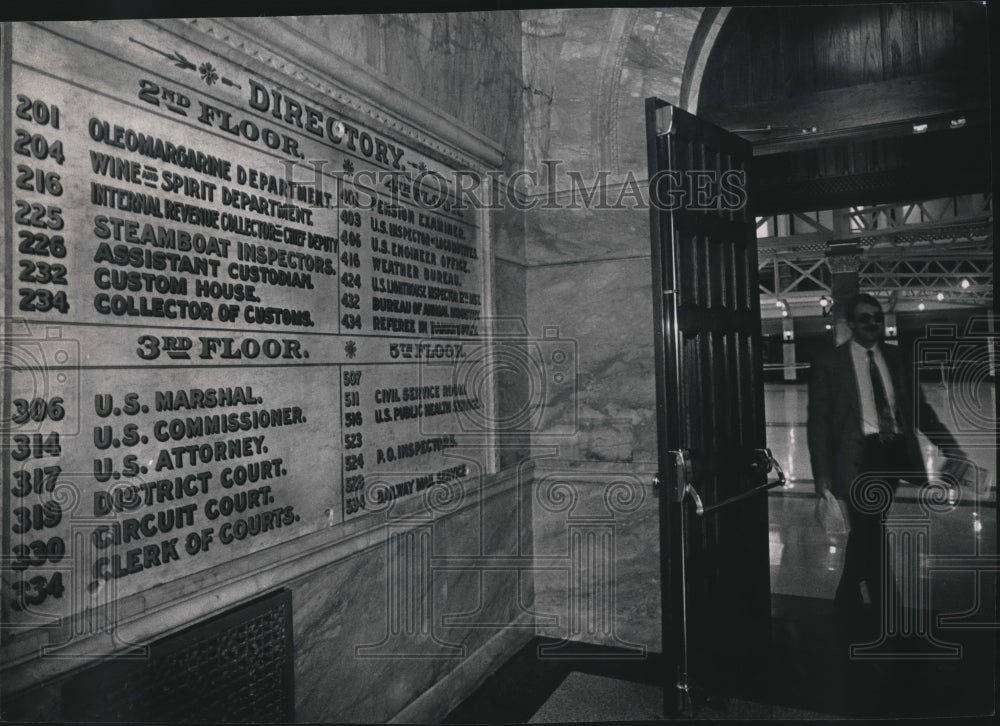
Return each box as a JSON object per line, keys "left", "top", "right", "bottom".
{"left": 2, "top": 20, "right": 489, "bottom": 633}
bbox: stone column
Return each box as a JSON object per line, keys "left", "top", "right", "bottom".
{"left": 884, "top": 312, "right": 899, "bottom": 347}
{"left": 988, "top": 310, "right": 997, "bottom": 378}
{"left": 781, "top": 316, "right": 797, "bottom": 381}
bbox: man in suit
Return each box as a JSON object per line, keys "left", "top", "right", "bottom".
{"left": 807, "top": 293, "right": 963, "bottom": 616}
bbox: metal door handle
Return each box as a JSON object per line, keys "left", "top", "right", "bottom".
{"left": 683, "top": 482, "right": 705, "bottom": 516}
{"left": 685, "top": 448, "right": 785, "bottom": 517}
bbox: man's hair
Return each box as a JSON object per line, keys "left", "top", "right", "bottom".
{"left": 844, "top": 292, "right": 882, "bottom": 322}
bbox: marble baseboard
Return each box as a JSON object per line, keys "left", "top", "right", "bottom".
{"left": 390, "top": 612, "right": 535, "bottom": 724}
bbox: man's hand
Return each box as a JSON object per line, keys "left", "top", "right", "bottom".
{"left": 815, "top": 476, "right": 832, "bottom": 497}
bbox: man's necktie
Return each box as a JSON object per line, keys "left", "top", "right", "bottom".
{"left": 868, "top": 349, "right": 897, "bottom": 441}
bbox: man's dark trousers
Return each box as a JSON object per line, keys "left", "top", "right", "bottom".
{"left": 838, "top": 435, "right": 908, "bottom": 614}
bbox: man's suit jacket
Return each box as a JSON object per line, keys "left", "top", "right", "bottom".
{"left": 807, "top": 341, "right": 958, "bottom": 499}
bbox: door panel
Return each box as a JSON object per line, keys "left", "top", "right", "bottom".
{"left": 645, "top": 99, "right": 772, "bottom": 716}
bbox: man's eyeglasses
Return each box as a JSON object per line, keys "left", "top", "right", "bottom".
{"left": 855, "top": 312, "right": 885, "bottom": 324}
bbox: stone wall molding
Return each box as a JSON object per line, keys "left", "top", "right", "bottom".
{"left": 679, "top": 7, "right": 732, "bottom": 113}
{"left": 594, "top": 8, "right": 640, "bottom": 175}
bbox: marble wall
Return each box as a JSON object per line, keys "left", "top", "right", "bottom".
{"left": 2, "top": 9, "right": 716, "bottom": 719}
{"left": 520, "top": 7, "right": 709, "bottom": 654}
{"left": 521, "top": 7, "right": 706, "bottom": 456}
{"left": 0, "top": 474, "right": 538, "bottom": 724}
{"left": 530, "top": 460, "right": 661, "bottom": 653}
{"left": 299, "top": 12, "right": 525, "bottom": 174}
{"left": 1, "top": 12, "right": 533, "bottom": 724}
{"left": 257, "top": 12, "right": 535, "bottom": 722}
{"left": 286, "top": 13, "right": 535, "bottom": 474}
{"left": 522, "top": 8, "right": 704, "bottom": 177}
{"left": 290, "top": 474, "right": 536, "bottom": 722}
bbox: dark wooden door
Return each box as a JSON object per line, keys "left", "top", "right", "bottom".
{"left": 645, "top": 99, "right": 774, "bottom": 716}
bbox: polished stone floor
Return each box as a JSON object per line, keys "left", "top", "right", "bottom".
{"left": 445, "top": 622, "right": 996, "bottom": 721}
{"left": 766, "top": 382, "right": 996, "bottom": 613}
{"left": 444, "top": 382, "right": 997, "bottom": 722}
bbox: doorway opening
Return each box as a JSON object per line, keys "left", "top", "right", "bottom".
{"left": 693, "top": 3, "right": 995, "bottom": 718}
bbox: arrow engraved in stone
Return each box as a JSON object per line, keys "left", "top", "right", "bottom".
{"left": 128, "top": 37, "right": 197, "bottom": 72}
